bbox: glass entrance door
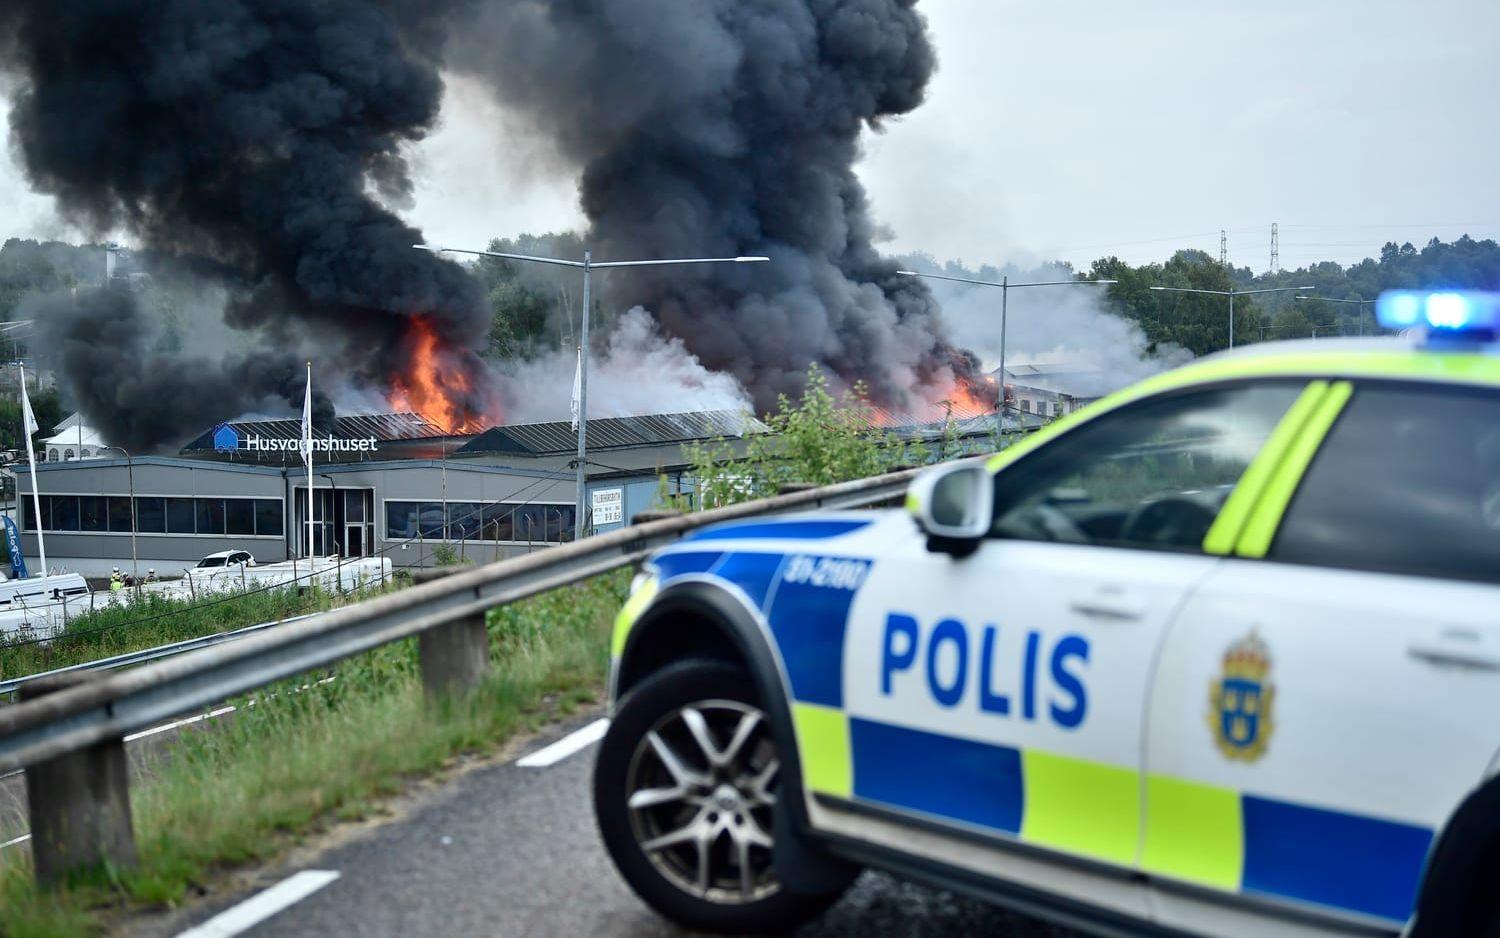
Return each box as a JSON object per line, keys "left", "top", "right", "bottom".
{"left": 295, "top": 487, "right": 374, "bottom": 557}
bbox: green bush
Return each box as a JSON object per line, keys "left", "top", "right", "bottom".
{"left": 674, "top": 365, "right": 941, "bottom": 510}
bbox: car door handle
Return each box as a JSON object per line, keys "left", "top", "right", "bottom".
{"left": 1407, "top": 633, "right": 1500, "bottom": 671}
{"left": 1068, "top": 592, "right": 1144, "bottom": 622}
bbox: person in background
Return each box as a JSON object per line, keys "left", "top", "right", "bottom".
{"left": 144, "top": 568, "right": 157, "bottom": 584}
{"left": 108, "top": 566, "right": 124, "bottom": 592}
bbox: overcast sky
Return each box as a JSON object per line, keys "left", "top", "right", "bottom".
{"left": 4, "top": 0, "right": 1497, "bottom": 274}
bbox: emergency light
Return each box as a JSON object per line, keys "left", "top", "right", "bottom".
{"left": 1377, "top": 290, "right": 1500, "bottom": 343}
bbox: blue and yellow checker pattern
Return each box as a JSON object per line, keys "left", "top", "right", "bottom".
{"left": 609, "top": 343, "right": 1500, "bottom": 927}
{"left": 613, "top": 515, "right": 1438, "bottom": 926}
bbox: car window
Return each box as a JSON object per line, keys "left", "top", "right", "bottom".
{"left": 1270, "top": 384, "right": 1500, "bottom": 583}
{"left": 991, "top": 382, "right": 1304, "bottom": 552}
{"left": 198, "top": 556, "right": 226, "bottom": 568}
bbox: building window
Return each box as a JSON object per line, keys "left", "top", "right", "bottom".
{"left": 24, "top": 494, "right": 284, "bottom": 537}
{"left": 1020, "top": 400, "right": 1031, "bottom": 413}
{"left": 51, "top": 495, "right": 80, "bottom": 531}
{"left": 254, "top": 499, "right": 283, "bottom": 537}
{"left": 63, "top": 448, "right": 74, "bottom": 461}
{"left": 385, "top": 500, "right": 576, "bottom": 543}
{"left": 108, "top": 497, "right": 133, "bottom": 532}
{"left": 21, "top": 497, "right": 50, "bottom": 531}
{"left": 225, "top": 499, "right": 255, "bottom": 536}
{"left": 167, "top": 498, "right": 196, "bottom": 534}
{"left": 447, "top": 502, "right": 484, "bottom": 540}
{"left": 79, "top": 496, "right": 108, "bottom": 532}
{"left": 196, "top": 498, "right": 226, "bottom": 535}
{"left": 47, "top": 448, "right": 57, "bottom": 461}
{"left": 136, "top": 497, "right": 166, "bottom": 533}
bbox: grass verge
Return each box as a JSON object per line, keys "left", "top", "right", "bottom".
{"left": 0, "top": 570, "right": 628, "bottom": 937}
{"left": 0, "top": 582, "right": 398, "bottom": 683}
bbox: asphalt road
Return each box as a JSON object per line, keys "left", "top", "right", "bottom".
{"left": 151, "top": 708, "right": 1073, "bottom": 938}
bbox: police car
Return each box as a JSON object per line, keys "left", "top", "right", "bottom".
{"left": 593, "top": 290, "right": 1500, "bottom": 937}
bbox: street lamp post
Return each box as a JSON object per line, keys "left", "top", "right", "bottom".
{"left": 99, "top": 446, "right": 136, "bottom": 587}
{"left": 415, "top": 244, "right": 769, "bottom": 541}
{"left": 895, "top": 271, "right": 1117, "bottom": 432}
{"left": 1149, "top": 284, "right": 1316, "bottom": 349}
{"left": 1297, "top": 295, "right": 1375, "bottom": 336}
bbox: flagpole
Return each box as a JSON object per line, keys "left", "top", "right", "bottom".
{"left": 305, "top": 362, "right": 314, "bottom": 563}
{"left": 18, "top": 364, "right": 46, "bottom": 576}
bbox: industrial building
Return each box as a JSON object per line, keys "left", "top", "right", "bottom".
{"left": 13, "top": 410, "right": 761, "bottom": 577}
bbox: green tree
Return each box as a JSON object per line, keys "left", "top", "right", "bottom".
{"left": 672, "top": 365, "right": 937, "bottom": 509}
{"left": 470, "top": 231, "right": 590, "bottom": 359}
{"left": 0, "top": 387, "right": 62, "bottom": 452}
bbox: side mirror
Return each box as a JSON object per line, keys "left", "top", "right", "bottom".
{"left": 905, "top": 462, "right": 993, "bottom": 557}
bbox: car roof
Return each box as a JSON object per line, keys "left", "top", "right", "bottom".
{"left": 1149, "top": 336, "right": 1500, "bottom": 395}
{"left": 986, "top": 337, "right": 1500, "bottom": 475}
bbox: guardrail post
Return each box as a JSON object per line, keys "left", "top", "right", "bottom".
{"left": 412, "top": 567, "right": 490, "bottom": 698}
{"left": 21, "top": 673, "right": 136, "bottom": 886}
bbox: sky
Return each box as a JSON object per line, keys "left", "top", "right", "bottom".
{"left": 3, "top": 0, "right": 1498, "bottom": 274}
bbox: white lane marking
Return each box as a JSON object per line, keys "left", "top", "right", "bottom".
{"left": 126, "top": 706, "right": 238, "bottom": 742}
{"left": 1, "top": 833, "right": 31, "bottom": 850}
{"left": 176, "top": 870, "right": 340, "bottom": 938}
{"left": 516, "top": 718, "right": 609, "bottom": 768}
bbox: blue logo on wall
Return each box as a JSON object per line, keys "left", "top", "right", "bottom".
{"left": 212, "top": 423, "right": 241, "bottom": 452}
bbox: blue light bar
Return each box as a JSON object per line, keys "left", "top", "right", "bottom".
{"left": 1377, "top": 290, "right": 1500, "bottom": 339}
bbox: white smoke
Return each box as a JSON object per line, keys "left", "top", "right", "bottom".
{"left": 496, "top": 306, "right": 752, "bottom": 424}
{"left": 919, "top": 262, "right": 1191, "bottom": 397}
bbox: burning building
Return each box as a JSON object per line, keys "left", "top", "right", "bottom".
{"left": 0, "top": 0, "right": 986, "bottom": 455}
{"left": 12, "top": 408, "right": 766, "bottom": 577}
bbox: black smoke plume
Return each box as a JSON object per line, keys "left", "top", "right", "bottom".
{"left": 0, "top": 0, "right": 491, "bottom": 450}
{"left": 447, "top": 0, "right": 981, "bottom": 414}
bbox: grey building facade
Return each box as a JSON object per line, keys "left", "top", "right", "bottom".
{"left": 12, "top": 410, "right": 759, "bottom": 577}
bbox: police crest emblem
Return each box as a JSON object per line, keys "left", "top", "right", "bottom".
{"left": 1208, "top": 630, "right": 1274, "bottom": 762}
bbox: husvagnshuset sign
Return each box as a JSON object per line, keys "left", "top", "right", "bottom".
{"left": 212, "top": 424, "right": 377, "bottom": 455}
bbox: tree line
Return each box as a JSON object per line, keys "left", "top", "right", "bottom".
{"left": 2, "top": 232, "right": 1497, "bottom": 431}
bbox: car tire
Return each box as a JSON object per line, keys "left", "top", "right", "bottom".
{"left": 594, "top": 658, "right": 850, "bottom": 934}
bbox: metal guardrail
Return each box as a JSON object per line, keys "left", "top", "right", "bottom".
{"left": 0, "top": 468, "right": 918, "bottom": 774}
{"left": 0, "top": 614, "right": 319, "bottom": 700}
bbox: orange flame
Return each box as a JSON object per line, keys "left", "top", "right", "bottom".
{"left": 387, "top": 315, "right": 492, "bottom": 433}
{"left": 896, "top": 375, "right": 997, "bottom": 425}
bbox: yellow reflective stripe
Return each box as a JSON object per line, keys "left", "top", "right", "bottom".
{"left": 793, "top": 703, "right": 852, "bottom": 797}
{"left": 1236, "top": 380, "right": 1354, "bottom": 558}
{"left": 1201, "top": 381, "right": 1330, "bottom": 556}
{"left": 1109, "top": 348, "right": 1500, "bottom": 397}
{"left": 609, "top": 575, "right": 658, "bottom": 659}
{"left": 1020, "top": 750, "right": 1139, "bottom": 866}
{"left": 986, "top": 347, "right": 1499, "bottom": 477}
{"left": 1141, "top": 774, "right": 1244, "bottom": 890}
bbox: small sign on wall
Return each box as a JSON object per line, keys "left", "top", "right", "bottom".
{"left": 591, "top": 487, "right": 624, "bottom": 526}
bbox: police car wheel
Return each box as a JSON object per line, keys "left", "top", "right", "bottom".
{"left": 594, "top": 659, "right": 847, "bottom": 933}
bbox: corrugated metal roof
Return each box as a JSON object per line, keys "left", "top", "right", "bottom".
{"left": 863, "top": 399, "right": 994, "bottom": 428}
{"left": 180, "top": 412, "right": 445, "bottom": 451}
{"left": 457, "top": 410, "right": 766, "bottom": 457}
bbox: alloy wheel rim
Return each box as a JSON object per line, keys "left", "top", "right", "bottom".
{"left": 624, "top": 698, "right": 781, "bottom": 904}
